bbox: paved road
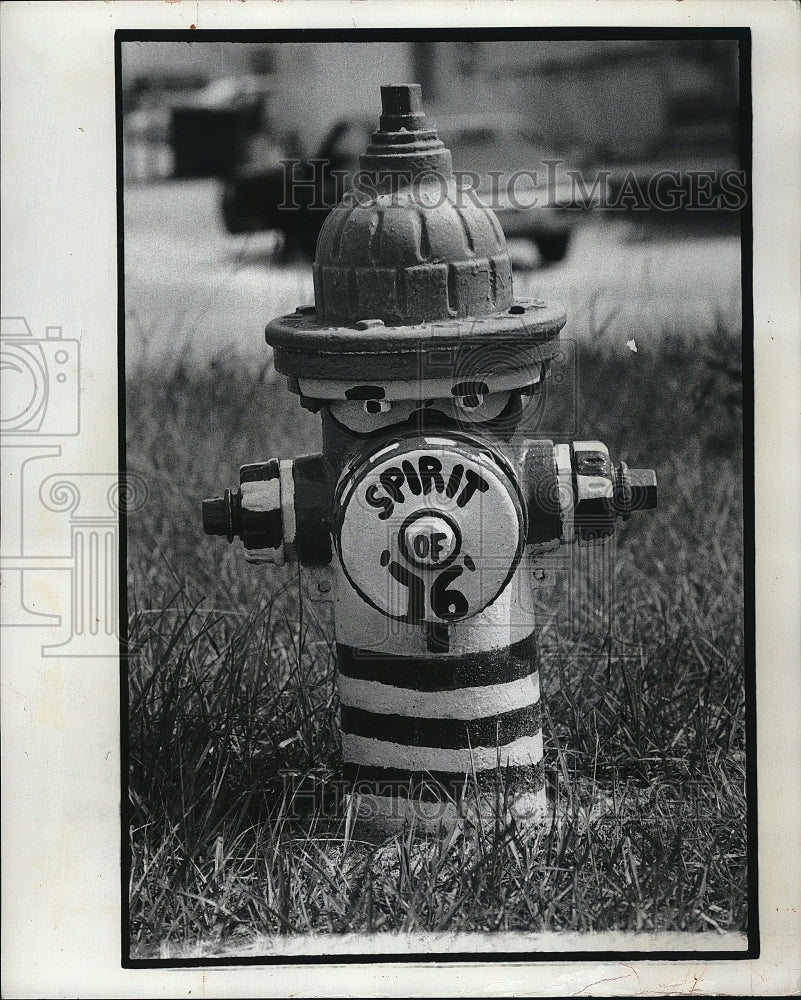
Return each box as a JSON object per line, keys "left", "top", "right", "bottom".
{"left": 124, "top": 179, "right": 742, "bottom": 368}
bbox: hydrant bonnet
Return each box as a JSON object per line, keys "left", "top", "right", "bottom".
{"left": 265, "top": 86, "right": 566, "bottom": 398}
{"left": 313, "top": 84, "right": 515, "bottom": 327}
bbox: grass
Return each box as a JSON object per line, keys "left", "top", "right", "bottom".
{"left": 125, "top": 311, "right": 746, "bottom": 958}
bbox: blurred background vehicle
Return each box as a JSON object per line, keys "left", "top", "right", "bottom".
{"left": 220, "top": 118, "right": 367, "bottom": 258}
{"left": 437, "top": 112, "right": 599, "bottom": 262}
{"left": 219, "top": 110, "right": 599, "bottom": 263}
{"left": 124, "top": 71, "right": 291, "bottom": 183}
{"left": 123, "top": 69, "right": 210, "bottom": 181}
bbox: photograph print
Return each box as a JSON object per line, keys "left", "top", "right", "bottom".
{"left": 120, "top": 30, "right": 753, "bottom": 962}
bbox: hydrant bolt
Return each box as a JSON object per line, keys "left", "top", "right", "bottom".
{"left": 364, "top": 399, "right": 391, "bottom": 414}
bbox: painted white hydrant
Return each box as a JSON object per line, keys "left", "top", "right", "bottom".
{"left": 203, "top": 85, "right": 656, "bottom": 834}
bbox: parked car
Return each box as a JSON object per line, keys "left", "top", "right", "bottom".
{"left": 221, "top": 111, "right": 599, "bottom": 263}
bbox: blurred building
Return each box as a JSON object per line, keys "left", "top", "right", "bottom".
{"left": 419, "top": 39, "right": 740, "bottom": 167}
{"left": 121, "top": 38, "right": 740, "bottom": 182}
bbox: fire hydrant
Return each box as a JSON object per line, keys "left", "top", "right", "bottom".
{"left": 202, "top": 85, "right": 656, "bottom": 834}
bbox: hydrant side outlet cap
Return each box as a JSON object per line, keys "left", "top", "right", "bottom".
{"left": 334, "top": 434, "right": 526, "bottom": 624}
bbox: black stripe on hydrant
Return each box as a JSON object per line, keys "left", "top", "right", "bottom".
{"left": 340, "top": 701, "right": 542, "bottom": 749}
{"left": 336, "top": 631, "right": 538, "bottom": 691}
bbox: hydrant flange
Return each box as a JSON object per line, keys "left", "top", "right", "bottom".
{"left": 265, "top": 301, "right": 566, "bottom": 388}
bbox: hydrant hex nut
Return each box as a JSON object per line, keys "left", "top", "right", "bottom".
{"left": 400, "top": 513, "right": 460, "bottom": 569}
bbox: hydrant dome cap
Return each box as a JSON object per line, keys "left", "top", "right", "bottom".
{"left": 313, "top": 84, "right": 515, "bottom": 327}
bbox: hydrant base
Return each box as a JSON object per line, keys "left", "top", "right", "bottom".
{"left": 347, "top": 788, "right": 548, "bottom": 839}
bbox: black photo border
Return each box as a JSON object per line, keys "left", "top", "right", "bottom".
{"left": 116, "top": 24, "right": 756, "bottom": 969}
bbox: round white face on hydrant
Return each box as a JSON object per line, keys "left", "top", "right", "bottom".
{"left": 334, "top": 436, "right": 526, "bottom": 625}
